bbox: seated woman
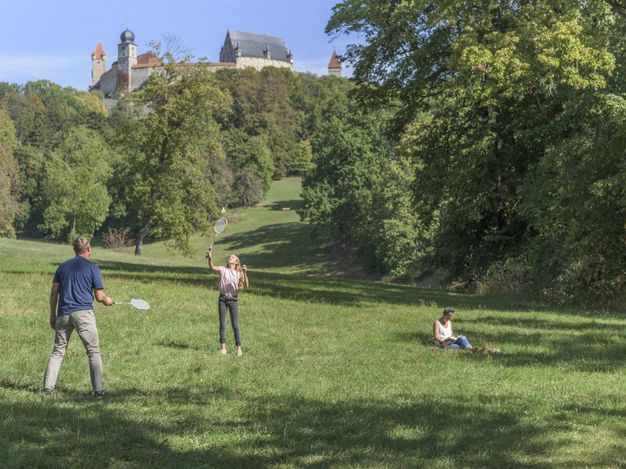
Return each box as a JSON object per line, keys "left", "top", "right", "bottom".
{"left": 433, "top": 307, "right": 472, "bottom": 349}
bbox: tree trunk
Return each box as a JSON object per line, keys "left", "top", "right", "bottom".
{"left": 134, "top": 220, "right": 152, "bottom": 256}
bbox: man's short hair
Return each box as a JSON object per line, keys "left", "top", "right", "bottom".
{"left": 73, "top": 236, "right": 90, "bottom": 254}
{"left": 443, "top": 307, "right": 455, "bottom": 315}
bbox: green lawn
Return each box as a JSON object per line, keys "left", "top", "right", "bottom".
{"left": 1, "top": 177, "right": 625, "bottom": 468}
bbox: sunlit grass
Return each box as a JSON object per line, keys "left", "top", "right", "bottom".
{"left": 1, "top": 178, "right": 626, "bottom": 467}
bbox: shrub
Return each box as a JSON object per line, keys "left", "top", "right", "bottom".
{"left": 477, "top": 256, "right": 532, "bottom": 296}
{"left": 103, "top": 227, "right": 134, "bottom": 249}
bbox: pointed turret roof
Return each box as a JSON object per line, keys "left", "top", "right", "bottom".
{"left": 92, "top": 41, "right": 106, "bottom": 60}
{"left": 328, "top": 51, "right": 341, "bottom": 69}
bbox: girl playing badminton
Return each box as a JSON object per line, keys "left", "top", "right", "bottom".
{"left": 207, "top": 249, "right": 249, "bottom": 356}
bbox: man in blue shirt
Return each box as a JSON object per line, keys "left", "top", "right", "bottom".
{"left": 43, "top": 237, "right": 113, "bottom": 398}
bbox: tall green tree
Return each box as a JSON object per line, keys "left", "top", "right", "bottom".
{"left": 519, "top": 93, "right": 626, "bottom": 304}
{"left": 220, "top": 67, "right": 299, "bottom": 177}
{"left": 122, "top": 59, "right": 231, "bottom": 255}
{"left": 223, "top": 128, "right": 274, "bottom": 193}
{"left": 1, "top": 81, "right": 106, "bottom": 150}
{"left": 14, "top": 144, "right": 45, "bottom": 231}
{"left": 0, "top": 107, "right": 21, "bottom": 237}
{"left": 319, "top": 0, "right": 626, "bottom": 302}
{"left": 40, "top": 126, "right": 112, "bottom": 240}
{"left": 300, "top": 101, "right": 392, "bottom": 270}
{"left": 289, "top": 73, "right": 353, "bottom": 141}
{"left": 292, "top": 139, "right": 314, "bottom": 176}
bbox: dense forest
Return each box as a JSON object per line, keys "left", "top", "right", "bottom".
{"left": 1, "top": 0, "right": 625, "bottom": 307}
{"left": 0, "top": 64, "right": 350, "bottom": 254}
{"left": 299, "top": 0, "right": 626, "bottom": 307}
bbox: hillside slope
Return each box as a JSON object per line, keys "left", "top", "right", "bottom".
{"left": 1, "top": 178, "right": 625, "bottom": 467}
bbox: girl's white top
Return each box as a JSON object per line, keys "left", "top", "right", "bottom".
{"left": 435, "top": 320, "right": 452, "bottom": 340}
{"left": 219, "top": 267, "right": 241, "bottom": 298}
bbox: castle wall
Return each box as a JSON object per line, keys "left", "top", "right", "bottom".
{"left": 131, "top": 67, "right": 153, "bottom": 91}
{"left": 98, "top": 68, "right": 117, "bottom": 95}
{"left": 203, "top": 63, "right": 237, "bottom": 72}
{"left": 236, "top": 57, "right": 292, "bottom": 71}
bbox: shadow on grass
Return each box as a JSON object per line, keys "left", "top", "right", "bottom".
{"left": 3, "top": 261, "right": 599, "bottom": 316}
{"left": 154, "top": 340, "right": 203, "bottom": 351}
{"left": 462, "top": 316, "right": 626, "bottom": 372}
{"left": 221, "top": 222, "right": 337, "bottom": 273}
{"left": 0, "top": 388, "right": 585, "bottom": 467}
{"left": 265, "top": 199, "right": 304, "bottom": 211}
{"left": 465, "top": 315, "right": 623, "bottom": 334}
{"left": 398, "top": 320, "right": 626, "bottom": 373}
{"left": 6, "top": 387, "right": 626, "bottom": 466}
{"left": 463, "top": 331, "right": 626, "bottom": 372}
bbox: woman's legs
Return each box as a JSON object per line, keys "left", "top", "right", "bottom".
{"left": 227, "top": 298, "right": 241, "bottom": 347}
{"left": 218, "top": 296, "right": 228, "bottom": 351}
{"left": 453, "top": 335, "right": 472, "bottom": 349}
{"left": 218, "top": 296, "right": 242, "bottom": 353}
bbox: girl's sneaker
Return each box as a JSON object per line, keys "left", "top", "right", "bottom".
{"left": 236, "top": 350, "right": 243, "bottom": 357}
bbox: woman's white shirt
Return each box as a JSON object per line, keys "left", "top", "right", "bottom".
{"left": 435, "top": 320, "right": 452, "bottom": 340}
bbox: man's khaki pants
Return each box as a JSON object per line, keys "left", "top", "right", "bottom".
{"left": 43, "top": 309, "right": 104, "bottom": 394}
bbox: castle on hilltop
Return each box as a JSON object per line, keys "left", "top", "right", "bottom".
{"left": 92, "top": 29, "right": 342, "bottom": 95}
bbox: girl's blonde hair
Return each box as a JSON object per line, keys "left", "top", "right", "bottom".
{"left": 228, "top": 254, "right": 242, "bottom": 271}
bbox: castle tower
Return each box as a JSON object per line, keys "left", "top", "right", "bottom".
{"left": 328, "top": 51, "right": 342, "bottom": 77}
{"left": 117, "top": 28, "right": 137, "bottom": 92}
{"left": 91, "top": 41, "right": 107, "bottom": 88}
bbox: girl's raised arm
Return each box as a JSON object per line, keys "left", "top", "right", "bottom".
{"left": 206, "top": 250, "right": 222, "bottom": 274}
{"left": 240, "top": 265, "right": 250, "bottom": 288}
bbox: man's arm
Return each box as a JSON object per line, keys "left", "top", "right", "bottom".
{"left": 94, "top": 289, "right": 113, "bottom": 306}
{"left": 49, "top": 282, "right": 60, "bottom": 330}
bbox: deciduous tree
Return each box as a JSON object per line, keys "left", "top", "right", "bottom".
{"left": 123, "top": 59, "right": 231, "bottom": 255}
{"left": 0, "top": 107, "right": 21, "bottom": 237}
{"left": 40, "top": 126, "right": 112, "bottom": 240}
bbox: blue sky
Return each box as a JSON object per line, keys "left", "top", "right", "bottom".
{"left": 0, "top": 0, "right": 353, "bottom": 90}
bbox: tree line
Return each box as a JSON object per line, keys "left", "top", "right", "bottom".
{"left": 0, "top": 62, "right": 351, "bottom": 255}
{"left": 2, "top": 2, "right": 625, "bottom": 307}
{"left": 299, "top": 0, "right": 626, "bottom": 307}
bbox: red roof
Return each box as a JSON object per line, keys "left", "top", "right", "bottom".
{"left": 135, "top": 52, "right": 162, "bottom": 67}
{"left": 92, "top": 41, "right": 106, "bottom": 60}
{"left": 328, "top": 51, "right": 341, "bottom": 69}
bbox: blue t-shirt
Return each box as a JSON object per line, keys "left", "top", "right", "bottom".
{"left": 53, "top": 256, "right": 104, "bottom": 316}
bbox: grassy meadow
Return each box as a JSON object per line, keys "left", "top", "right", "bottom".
{"left": 1, "top": 177, "right": 626, "bottom": 468}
